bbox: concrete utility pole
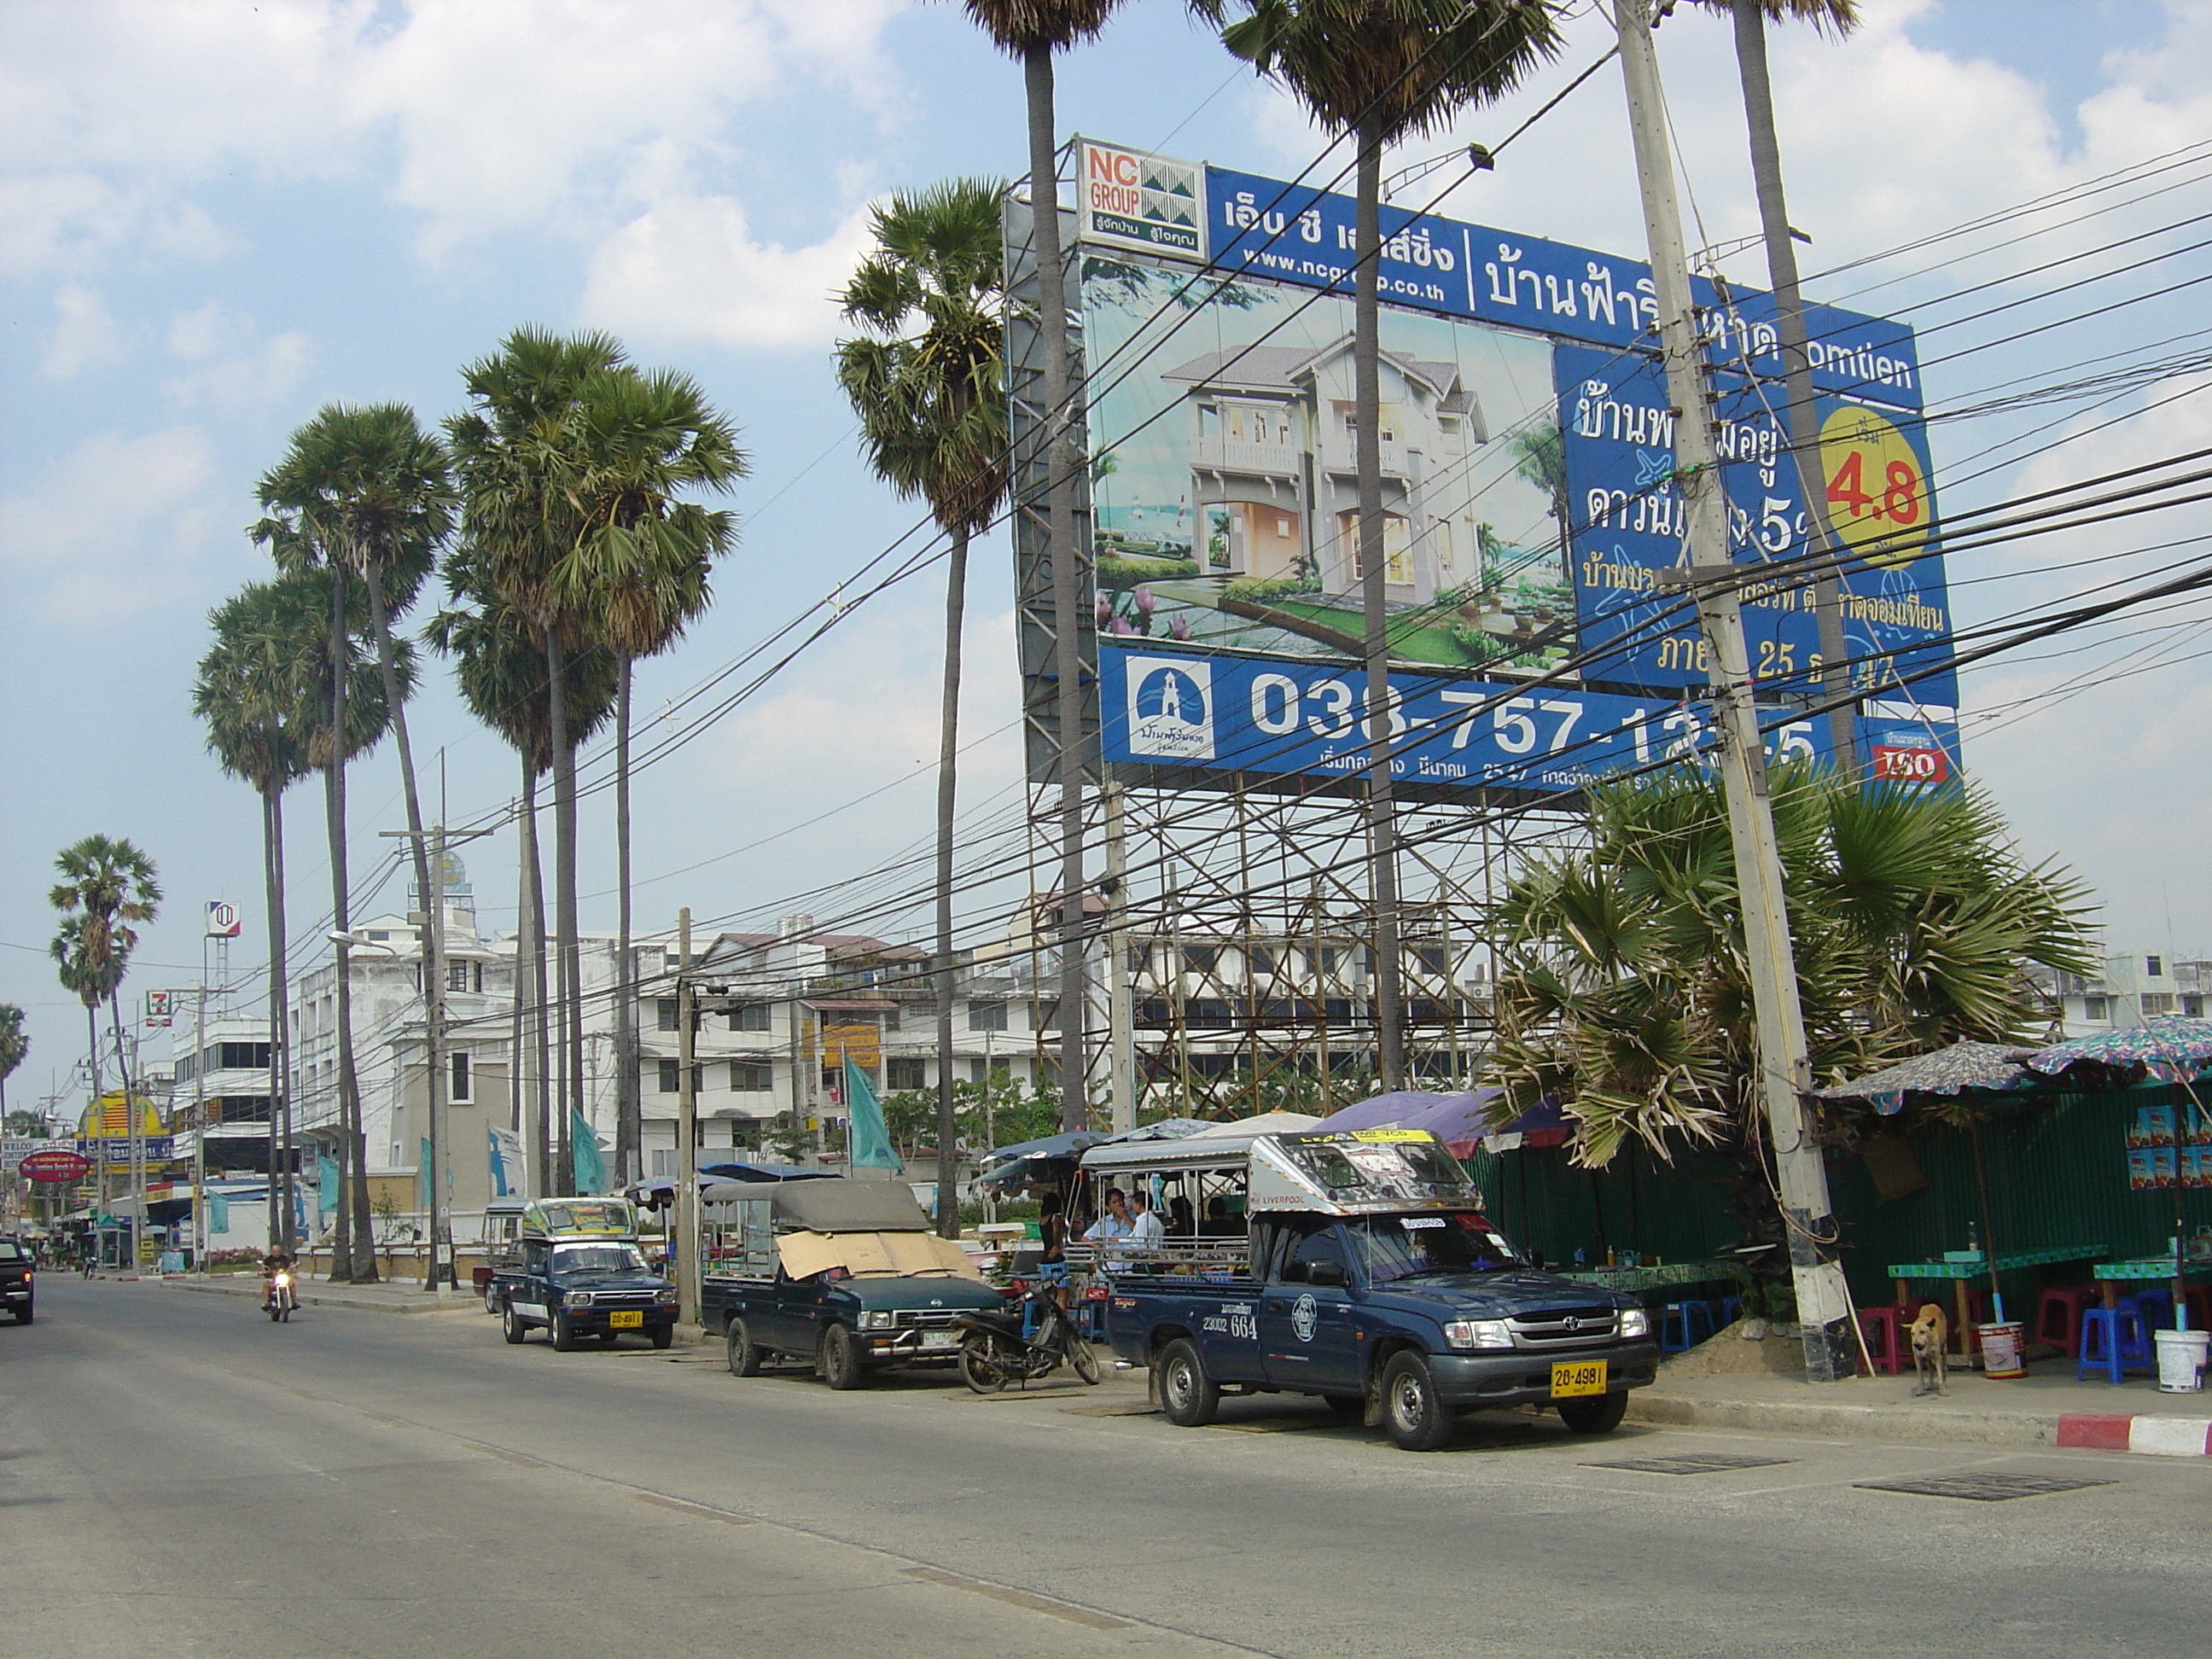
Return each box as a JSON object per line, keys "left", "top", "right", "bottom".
{"left": 380, "top": 823, "right": 465, "bottom": 1290}
{"left": 192, "top": 950, "right": 208, "bottom": 1272}
{"left": 1615, "top": 0, "right": 1852, "bottom": 1382}
{"left": 1103, "top": 783, "right": 1136, "bottom": 1134}
{"left": 674, "top": 908, "right": 700, "bottom": 1328}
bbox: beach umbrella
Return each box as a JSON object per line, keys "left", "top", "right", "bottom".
{"left": 1817, "top": 1040, "right": 2038, "bottom": 1115}
{"left": 2023, "top": 1016, "right": 2212, "bottom": 1084}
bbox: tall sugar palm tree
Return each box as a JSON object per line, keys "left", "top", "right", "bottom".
{"left": 255, "top": 404, "right": 451, "bottom": 1277}
{"left": 555, "top": 364, "right": 744, "bottom": 1185}
{"left": 428, "top": 547, "right": 617, "bottom": 1197}
{"left": 451, "top": 329, "right": 632, "bottom": 1194}
{"left": 49, "top": 915, "right": 113, "bottom": 1123}
{"left": 836, "top": 178, "right": 1010, "bottom": 1233}
{"left": 1193, "top": 0, "right": 1561, "bottom": 1089}
{"left": 1685, "top": 0, "right": 1860, "bottom": 763}
{"left": 960, "top": 1, "right": 1128, "bottom": 1131}
{"left": 0, "top": 1004, "right": 25, "bottom": 1120}
{"left": 195, "top": 573, "right": 385, "bottom": 1266}
{"left": 49, "top": 835, "right": 161, "bottom": 1245}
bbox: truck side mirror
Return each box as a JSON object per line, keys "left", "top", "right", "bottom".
{"left": 1307, "top": 1260, "right": 1348, "bottom": 1288}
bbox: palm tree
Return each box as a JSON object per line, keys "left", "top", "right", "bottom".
{"left": 195, "top": 573, "right": 385, "bottom": 1266}
{"left": 960, "top": 1, "right": 1128, "bottom": 1131}
{"left": 49, "top": 835, "right": 161, "bottom": 1245}
{"left": 255, "top": 404, "right": 451, "bottom": 1277}
{"left": 50, "top": 911, "right": 115, "bottom": 1135}
{"left": 554, "top": 365, "right": 744, "bottom": 1186}
{"left": 1194, "top": 1, "right": 1561, "bottom": 1090}
{"left": 450, "top": 328, "right": 629, "bottom": 1194}
{"left": 1487, "top": 763, "right": 2094, "bottom": 1268}
{"left": 0, "top": 1004, "right": 24, "bottom": 1120}
{"left": 835, "top": 178, "right": 1012, "bottom": 1234}
{"left": 1684, "top": 0, "right": 1860, "bottom": 762}
{"left": 428, "top": 548, "right": 618, "bottom": 1197}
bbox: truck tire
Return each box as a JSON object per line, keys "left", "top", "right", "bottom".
{"left": 1157, "top": 1339, "right": 1219, "bottom": 1428}
{"left": 1380, "top": 1352, "right": 1455, "bottom": 1451}
{"left": 551, "top": 1311, "right": 579, "bottom": 1352}
{"left": 1557, "top": 1392, "right": 1627, "bottom": 1435}
{"left": 726, "top": 1318, "right": 764, "bottom": 1376}
{"left": 818, "top": 1324, "right": 866, "bottom": 1390}
{"left": 502, "top": 1301, "right": 527, "bottom": 1344}
{"left": 649, "top": 1324, "right": 674, "bottom": 1350}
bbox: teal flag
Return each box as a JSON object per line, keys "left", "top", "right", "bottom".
{"left": 571, "top": 1108, "right": 606, "bottom": 1196}
{"left": 845, "top": 1057, "right": 903, "bottom": 1172}
{"left": 207, "top": 1191, "right": 229, "bottom": 1235}
{"left": 317, "top": 1153, "right": 340, "bottom": 1218}
{"left": 420, "top": 1137, "right": 434, "bottom": 1211}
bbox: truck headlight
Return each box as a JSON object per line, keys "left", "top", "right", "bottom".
{"left": 655, "top": 1288, "right": 678, "bottom": 1305}
{"left": 859, "top": 1311, "right": 896, "bottom": 1330}
{"left": 1442, "top": 1318, "right": 1514, "bottom": 1350}
{"left": 1619, "top": 1307, "right": 1649, "bottom": 1339}
{"left": 564, "top": 1291, "right": 592, "bottom": 1309}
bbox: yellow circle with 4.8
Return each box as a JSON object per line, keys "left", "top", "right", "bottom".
{"left": 1819, "top": 405, "right": 1929, "bottom": 568}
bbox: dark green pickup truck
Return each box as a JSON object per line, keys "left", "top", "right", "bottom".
{"left": 698, "top": 1179, "right": 1003, "bottom": 1390}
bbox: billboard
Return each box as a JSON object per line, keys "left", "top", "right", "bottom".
{"left": 1020, "top": 143, "right": 1958, "bottom": 803}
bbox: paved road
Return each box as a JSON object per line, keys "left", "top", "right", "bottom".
{"left": 3, "top": 1277, "right": 2204, "bottom": 1658}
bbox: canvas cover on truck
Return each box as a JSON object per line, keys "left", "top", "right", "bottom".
{"left": 767, "top": 1179, "right": 932, "bottom": 1234}
{"left": 774, "top": 1229, "right": 984, "bottom": 1281}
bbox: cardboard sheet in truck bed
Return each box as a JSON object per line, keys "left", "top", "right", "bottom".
{"left": 776, "top": 1230, "right": 984, "bottom": 1281}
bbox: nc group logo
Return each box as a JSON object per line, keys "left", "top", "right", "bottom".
{"left": 1125, "top": 656, "right": 1214, "bottom": 762}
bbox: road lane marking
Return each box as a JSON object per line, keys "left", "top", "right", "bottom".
{"left": 900, "top": 1566, "right": 1132, "bottom": 1630}
{"left": 470, "top": 1446, "right": 546, "bottom": 1468}
{"left": 634, "top": 1493, "right": 756, "bottom": 1524}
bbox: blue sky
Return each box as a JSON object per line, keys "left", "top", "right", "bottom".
{"left": 3, "top": 0, "right": 2209, "bottom": 1115}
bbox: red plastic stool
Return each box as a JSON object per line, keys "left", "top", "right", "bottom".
{"left": 1856, "top": 1306, "right": 1904, "bottom": 1376}
{"left": 2186, "top": 1287, "right": 2212, "bottom": 1332}
{"left": 2035, "top": 1285, "right": 2097, "bottom": 1358}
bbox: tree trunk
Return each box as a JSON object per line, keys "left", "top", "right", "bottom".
{"left": 545, "top": 627, "right": 581, "bottom": 1196}
{"left": 1354, "top": 115, "right": 1406, "bottom": 1093}
{"left": 363, "top": 562, "right": 437, "bottom": 1282}
{"left": 1731, "top": 0, "right": 1855, "bottom": 771}
{"left": 934, "top": 526, "right": 969, "bottom": 1236}
{"left": 104, "top": 985, "right": 143, "bottom": 1264}
{"left": 528, "top": 770, "right": 553, "bottom": 1199}
{"left": 274, "top": 778, "right": 330, "bottom": 1277}
{"left": 1027, "top": 42, "right": 1086, "bottom": 1133}
{"left": 511, "top": 754, "right": 539, "bottom": 1195}
{"left": 323, "top": 572, "right": 368, "bottom": 1277}
{"left": 614, "top": 655, "right": 638, "bottom": 1187}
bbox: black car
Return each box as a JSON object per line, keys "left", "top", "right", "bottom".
{"left": 1, "top": 1237, "right": 33, "bottom": 1324}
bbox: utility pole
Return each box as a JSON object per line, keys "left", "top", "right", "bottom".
{"left": 674, "top": 908, "right": 700, "bottom": 1328}
{"left": 380, "top": 823, "right": 463, "bottom": 1290}
{"left": 1103, "top": 783, "right": 1136, "bottom": 1133}
{"left": 1615, "top": 0, "right": 1852, "bottom": 1382}
{"left": 1729, "top": 0, "right": 1856, "bottom": 772}
{"left": 192, "top": 946, "right": 208, "bottom": 1272}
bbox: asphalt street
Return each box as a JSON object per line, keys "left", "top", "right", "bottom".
{"left": 3, "top": 1276, "right": 2205, "bottom": 1658}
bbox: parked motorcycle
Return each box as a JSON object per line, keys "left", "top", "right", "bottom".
{"left": 265, "top": 1268, "right": 296, "bottom": 1323}
{"left": 956, "top": 1281, "right": 1101, "bottom": 1394}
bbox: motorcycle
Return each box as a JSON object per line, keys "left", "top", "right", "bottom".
{"left": 265, "top": 1268, "right": 296, "bottom": 1323}
{"left": 956, "top": 1280, "right": 1102, "bottom": 1394}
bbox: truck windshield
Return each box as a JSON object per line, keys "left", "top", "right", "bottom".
{"left": 1349, "top": 1214, "right": 1523, "bottom": 1283}
{"left": 551, "top": 1243, "right": 648, "bottom": 1275}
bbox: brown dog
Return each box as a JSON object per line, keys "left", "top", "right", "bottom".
{"left": 1909, "top": 1303, "right": 1949, "bottom": 1395}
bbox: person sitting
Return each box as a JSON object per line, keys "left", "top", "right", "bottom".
{"left": 1127, "top": 1190, "right": 1166, "bottom": 1249}
{"left": 1166, "top": 1196, "right": 1196, "bottom": 1237}
{"left": 1084, "top": 1189, "right": 1133, "bottom": 1244}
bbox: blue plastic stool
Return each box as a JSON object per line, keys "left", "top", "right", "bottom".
{"left": 2124, "top": 1289, "right": 2175, "bottom": 1331}
{"left": 1718, "top": 1295, "right": 1743, "bottom": 1326}
{"left": 2077, "top": 1306, "right": 2154, "bottom": 1382}
{"left": 1661, "top": 1300, "right": 1714, "bottom": 1353}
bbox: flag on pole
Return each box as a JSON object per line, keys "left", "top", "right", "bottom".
{"left": 571, "top": 1108, "right": 606, "bottom": 1195}
{"left": 317, "top": 1152, "right": 340, "bottom": 1219}
{"left": 486, "top": 1125, "right": 521, "bottom": 1198}
{"left": 844, "top": 1057, "right": 903, "bottom": 1173}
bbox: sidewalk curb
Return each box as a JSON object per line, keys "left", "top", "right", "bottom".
{"left": 160, "top": 1276, "right": 480, "bottom": 1316}
{"left": 2056, "top": 1412, "right": 2212, "bottom": 1458}
{"left": 1626, "top": 1390, "right": 2061, "bottom": 1448}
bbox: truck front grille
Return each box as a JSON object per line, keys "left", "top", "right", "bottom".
{"left": 1507, "top": 1306, "right": 1619, "bottom": 1348}
{"left": 892, "top": 1309, "right": 961, "bottom": 1330}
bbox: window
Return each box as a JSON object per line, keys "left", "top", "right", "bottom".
{"left": 1248, "top": 947, "right": 1277, "bottom": 979}
{"left": 649, "top": 1148, "right": 674, "bottom": 1178}
{"left": 886, "top": 1058, "right": 926, "bottom": 1091}
{"left": 967, "top": 1001, "right": 1007, "bottom": 1033}
{"left": 657, "top": 998, "right": 679, "bottom": 1033}
{"left": 218, "top": 1041, "right": 272, "bottom": 1071}
{"left": 2083, "top": 996, "right": 2110, "bottom": 1021}
{"left": 2187, "top": 995, "right": 2204, "bottom": 1019}
{"left": 445, "top": 961, "right": 467, "bottom": 993}
{"left": 881, "top": 1004, "right": 901, "bottom": 1032}
{"left": 727, "top": 1004, "right": 772, "bottom": 1032}
{"left": 2142, "top": 993, "right": 2175, "bottom": 1016}
{"left": 449, "top": 1051, "right": 471, "bottom": 1103}
{"left": 731, "top": 1062, "right": 773, "bottom": 1092}
{"left": 658, "top": 1059, "right": 679, "bottom": 1094}
{"left": 2147, "top": 955, "right": 2165, "bottom": 977}
{"left": 1183, "top": 946, "right": 1218, "bottom": 975}
{"left": 1414, "top": 946, "right": 1449, "bottom": 976}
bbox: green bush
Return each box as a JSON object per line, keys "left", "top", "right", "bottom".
{"left": 1223, "top": 574, "right": 1318, "bottom": 604}
{"left": 1097, "top": 555, "right": 1197, "bottom": 589}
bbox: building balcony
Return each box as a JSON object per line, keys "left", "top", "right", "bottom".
{"left": 1190, "top": 435, "right": 1305, "bottom": 480}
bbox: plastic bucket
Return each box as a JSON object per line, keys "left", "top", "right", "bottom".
{"left": 1977, "top": 1320, "right": 2027, "bottom": 1378}
{"left": 2154, "top": 1328, "right": 2209, "bottom": 1394}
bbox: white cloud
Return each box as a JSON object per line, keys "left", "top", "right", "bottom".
{"left": 0, "top": 427, "right": 221, "bottom": 620}
{"left": 39, "top": 284, "right": 125, "bottom": 379}
{"left": 160, "top": 302, "right": 316, "bottom": 410}
{"left": 579, "top": 195, "right": 877, "bottom": 350}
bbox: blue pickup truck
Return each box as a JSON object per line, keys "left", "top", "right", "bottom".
{"left": 1089, "top": 1128, "right": 1658, "bottom": 1450}
{"left": 491, "top": 1198, "right": 678, "bottom": 1351}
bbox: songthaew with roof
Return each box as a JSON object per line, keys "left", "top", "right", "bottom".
{"left": 491, "top": 1198, "right": 678, "bottom": 1352}
{"left": 697, "top": 1178, "right": 1003, "bottom": 1391}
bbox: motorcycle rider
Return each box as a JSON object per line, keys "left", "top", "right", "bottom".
{"left": 260, "top": 1248, "right": 296, "bottom": 1312}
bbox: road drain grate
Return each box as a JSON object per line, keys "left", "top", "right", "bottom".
{"left": 1856, "top": 1473, "right": 2116, "bottom": 1502}
{"left": 1586, "top": 1452, "right": 1796, "bottom": 1475}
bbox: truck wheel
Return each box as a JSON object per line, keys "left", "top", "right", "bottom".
{"left": 649, "top": 1324, "right": 674, "bottom": 1351}
{"left": 551, "top": 1312, "right": 579, "bottom": 1352}
{"left": 726, "top": 1318, "right": 764, "bottom": 1377}
{"left": 1157, "top": 1339, "right": 1219, "bottom": 1428}
{"left": 1557, "top": 1392, "right": 1627, "bottom": 1435}
{"left": 16, "top": 1304, "right": 33, "bottom": 1325}
{"left": 818, "top": 1324, "right": 866, "bottom": 1390}
{"left": 502, "top": 1301, "right": 527, "bottom": 1344}
{"left": 1380, "top": 1353, "right": 1455, "bottom": 1451}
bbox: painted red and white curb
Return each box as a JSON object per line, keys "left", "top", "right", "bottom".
{"left": 2057, "top": 1412, "right": 2212, "bottom": 1458}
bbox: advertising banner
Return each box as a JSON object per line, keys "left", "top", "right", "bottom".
{"left": 75, "top": 1136, "right": 175, "bottom": 1167}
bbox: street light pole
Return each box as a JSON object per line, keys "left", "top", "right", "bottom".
{"left": 675, "top": 908, "right": 699, "bottom": 1328}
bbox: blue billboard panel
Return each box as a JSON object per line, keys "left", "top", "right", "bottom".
{"left": 1205, "top": 166, "right": 1924, "bottom": 411}
{"left": 1556, "top": 344, "right": 1958, "bottom": 704}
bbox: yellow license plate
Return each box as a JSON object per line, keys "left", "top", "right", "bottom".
{"left": 608, "top": 1310, "right": 644, "bottom": 1329}
{"left": 1551, "top": 1359, "right": 1607, "bottom": 1398}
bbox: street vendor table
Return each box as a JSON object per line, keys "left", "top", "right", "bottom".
{"left": 1889, "top": 1245, "right": 2106, "bottom": 1347}
{"left": 1558, "top": 1260, "right": 1735, "bottom": 1295}
{"left": 2092, "top": 1257, "right": 2212, "bottom": 1310}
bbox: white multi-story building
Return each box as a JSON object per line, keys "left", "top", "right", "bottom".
{"left": 2035, "top": 952, "right": 2212, "bottom": 1039}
